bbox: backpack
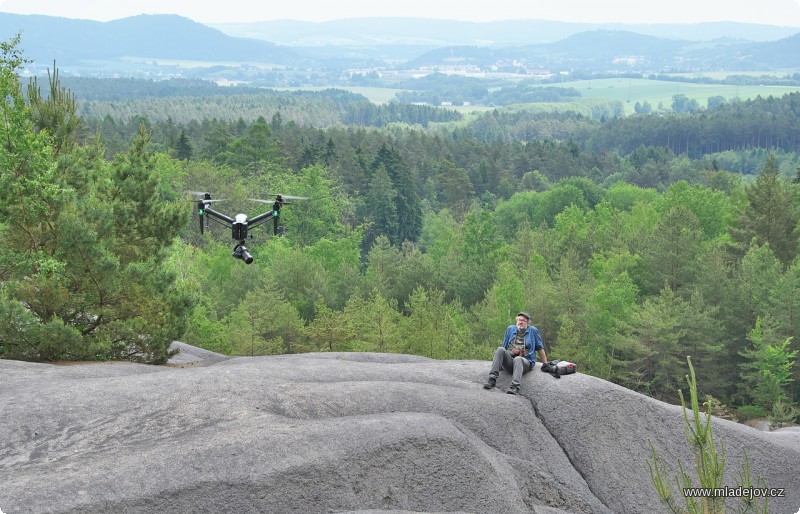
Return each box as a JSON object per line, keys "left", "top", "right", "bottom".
{"left": 541, "top": 359, "right": 577, "bottom": 379}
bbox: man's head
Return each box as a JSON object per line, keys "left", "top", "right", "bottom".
{"left": 516, "top": 312, "right": 531, "bottom": 328}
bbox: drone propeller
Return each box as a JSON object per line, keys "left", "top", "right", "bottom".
{"left": 185, "top": 191, "right": 227, "bottom": 202}
{"left": 249, "top": 195, "right": 310, "bottom": 205}
{"left": 187, "top": 192, "right": 227, "bottom": 235}
{"left": 186, "top": 199, "right": 227, "bottom": 204}
{"left": 266, "top": 193, "right": 310, "bottom": 200}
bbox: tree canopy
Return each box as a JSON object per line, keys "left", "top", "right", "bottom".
{"left": 2, "top": 39, "right": 798, "bottom": 422}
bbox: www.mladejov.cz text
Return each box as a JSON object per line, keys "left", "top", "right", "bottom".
{"left": 682, "top": 486, "right": 785, "bottom": 500}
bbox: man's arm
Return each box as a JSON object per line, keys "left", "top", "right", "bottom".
{"left": 529, "top": 327, "right": 546, "bottom": 363}
{"left": 538, "top": 348, "right": 548, "bottom": 364}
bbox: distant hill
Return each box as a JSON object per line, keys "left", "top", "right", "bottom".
{"left": 212, "top": 17, "right": 800, "bottom": 46}
{"left": 0, "top": 13, "right": 301, "bottom": 66}
{"left": 0, "top": 13, "right": 798, "bottom": 76}
{"left": 747, "top": 33, "right": 800, "bottom": 68}
{"left": 405, "top": 46, "right": 501, "bottom": 68}
{"left": 410, "top": 29, "right": 800, "bottom": 71}
{"left": 546, "top": 30, "right": 686, "bottom": 58}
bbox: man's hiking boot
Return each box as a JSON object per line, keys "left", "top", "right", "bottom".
{"left": 483, "top": 377, "right": 497, "bottom": 389}
{"left": 506, "top": 384, "right": 520, "bottom": 395}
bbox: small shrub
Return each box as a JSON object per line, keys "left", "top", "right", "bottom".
{"left": 736, "top": 404, "right": 767, "bottom": 422}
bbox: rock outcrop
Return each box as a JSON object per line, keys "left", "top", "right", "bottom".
{"left": 1, "top": 349, "right": 798, "bottom": 513}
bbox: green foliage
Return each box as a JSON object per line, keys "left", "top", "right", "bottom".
{"left": 305, "top": 232, "right": 364, "bottom": 310}
{"left": 226, "top": 284, "right": 306, "bottom": 356}
{"left": 738, "top": 317, "right": 798, "bottom": 413}
{"left": 343, "top": 292, "right": 403, "bottom": 353}
{"left": 402, "top": 287, "right": 473, "bottom": 359}
{"left": 304, "top": 303, "right": 356, "bottom": 353}
{"left": 768, "top": 258, "right": 800, "bottom": 342}
{"left": 0, "top": 43, "right": 191, "bottom": 362}
{"left": 633, "top": 289, "right": 724, "bottom": 398}
{"left": 75, "top": 82, "right": 461, "bottom": 127}
{"left": 768, "top": 398, "right": 798, "bottom": 430}
{"left": 364, "top": 237, "right": 434, "bottom": 312}
{"left": 659, "top": 181, "right": 732, "bottom": 240}
{"left": 648, "top": 357, "right": 768, "bottom": 514}
{"left": 434, "top": 158, "right": 474, "bottom": 220}
{"left": 418, "top": 209, "right": 459, "bottom": 262}
{"left": 585, "top": 253, "right": 641, "bottom": 383}
{"left": 273, "top": 165, "right": 350, "bottom": 246}
{"left": 371, "top": 144, "right": 422, "bottom": 244}
{"left": 551, "top": 315, "right": 586, "bottom": 364}
{"left": 671, "top": 93, "right": 701, "bottom": 114}
{"left": 495, "top": 185, "right": 590, "bottom": 239}
{"left": 0, "top": 295, "right": 84, "bottom": 361}
{"left": 736, "top": 405, "right": 768, "bottom": 421}
{"left": 734, "top": 244, "right": 783, "bottom": 333}
{"left": 0, "top": 37, "right": 63, "bottom": 236}
{"left": 730, "top": 155, "right": 799, "bottom": 264}
{"left": 589, "top": 92, "right": 800, "bottom": 159}
{"left": 639, "top": 205, "right": 704, "bottom": 294}
{"left": 478, "top": 261, "right": 525, "bottom": 340}
{"left": 10, "top": 35, "right": 800, "bottom": 419}
{"left": 221, "top": 116, "right": 281, "bottom": 169}
{"left": 363, "top": 167, "right": 399, "bottom": 249}
{"left": 27, "top": 63, "right": 81, "bottom": 155}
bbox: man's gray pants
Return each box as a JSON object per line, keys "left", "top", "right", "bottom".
{"left": 489, "top": 346, "right": 531, "bottom": 387}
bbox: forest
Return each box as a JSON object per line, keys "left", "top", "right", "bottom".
{"left": 1, "top": 36, "right": 799, "bottom": 426}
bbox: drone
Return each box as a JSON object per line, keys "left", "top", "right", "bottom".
{"left": 189, "top": 191, "right": 308, "bottom": 264}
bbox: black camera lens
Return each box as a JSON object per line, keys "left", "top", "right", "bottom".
{"left": 233, "top": 244, "right": 254, "bottom": 264}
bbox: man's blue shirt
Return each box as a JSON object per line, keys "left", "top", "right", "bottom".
{"left": 502, "top": 325, "right": 544, "bottom": 365}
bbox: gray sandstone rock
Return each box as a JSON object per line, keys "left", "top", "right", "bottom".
{"left": 0, "top": 349, "right": 798, "bottom": 513}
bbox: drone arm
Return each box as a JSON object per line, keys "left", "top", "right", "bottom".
{"left": 204, "top": 206, "right": 235, "bottom": 225}
{"left": 247, "top": 211, "right": 275, "bottom": 228}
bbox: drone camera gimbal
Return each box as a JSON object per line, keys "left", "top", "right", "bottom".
{"left": 232, "top": 242, "right": 254, "bottom": 264}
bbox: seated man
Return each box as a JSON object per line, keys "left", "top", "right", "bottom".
{"left": 483, "top": 312, "right": 548, "bottom": 395}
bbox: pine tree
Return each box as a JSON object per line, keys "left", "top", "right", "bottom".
{"left": 648, "top": 357, "right": 768, "bottom": 514}
{"left": 26, "top": 61, "right": 81, "bottom": 155}
{"left": 0, "top": 45, "right": 192, "bottom": 363}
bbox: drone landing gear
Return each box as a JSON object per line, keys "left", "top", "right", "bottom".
{"left": 232, "top": 242, "right": 253, "bottom": 265}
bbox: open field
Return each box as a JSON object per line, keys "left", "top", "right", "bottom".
{"left": 231, "top": 74, "right": 800, "bottom": 119}
{"left": 549, "top": 77, "right": 800, "bottom": 115}
{"left": 662, "top": 70, "right": 800, "bottom": 80}
{"left": 282, "top": 77, "right": 800, "bottom": 117}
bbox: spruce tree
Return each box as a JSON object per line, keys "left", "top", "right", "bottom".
{"left": 372, "top": 144, "right": 421, "bottom": 243}
{"left": 175, "top": 130, "right": 193, "bottom": 160}
{"left": 363, "top": 166, "right": 399, "bottom": 249}
{"left": 731, "top": 155, "right": 799, "bottom": 264}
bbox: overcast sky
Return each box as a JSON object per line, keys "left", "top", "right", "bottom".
{"left": 2, "top": 0, "right": 800, "bottom": 26}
